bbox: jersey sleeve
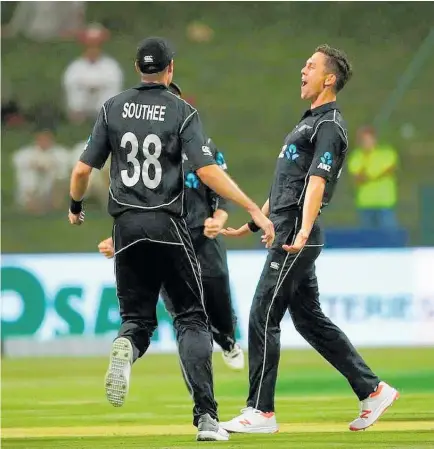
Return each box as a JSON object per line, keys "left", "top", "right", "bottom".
{"left": 180, "top": 109, "right": 216, "bottom": 171}
{"left": 79, "top": 104, "right": 111, "bottom": 169}
{"left": 207, "top": 137, "right": 230, "bottom": 213}
{"left": 309, "top": 121, "right": 347, "bottom": 182}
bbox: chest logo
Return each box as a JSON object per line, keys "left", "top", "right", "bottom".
{"left": 279, "top": 144, "right": 299, "bottom": 161}
{"left": 202, "top": 145, "right": 212, "bottom": 157}
{"left": 317, "top": 151, "right": 333, "bottom": 172}
{"left": 297, "top": 124, "right": 312, "bottom": 133}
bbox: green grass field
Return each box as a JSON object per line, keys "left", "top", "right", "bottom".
{"left": 2, "top": 347, "right": 434, "bottom": 448}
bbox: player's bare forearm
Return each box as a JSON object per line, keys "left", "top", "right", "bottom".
{"left": 222, "top": 198, "right": 269, "bottom": 238}
{"left": 197, "top": 165, "right": 259, "bottom": 214}
{"left": 283, "top": 176, "right": 325, "bottom": 252}
{"left": 70, "top": 161, "right": 92, "bottom": 201}
{"left": 261, "top": 198, "right": 270, "bottom": 217}
{"left": 198, "top": 165, "right": 275, "bottom": 247}
{"left": 301, "top": 175, "right": 326, "bottom": 235}
{"left": 212, "top": 208, "right": 229, "bottom": 227}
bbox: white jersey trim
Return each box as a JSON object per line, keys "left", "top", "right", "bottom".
{"left": 108, "top": 179, "right": 183, "bottom": 210}
{"left": 297, "top": 110, "right": 348, "bottom": 206}
{"left": 102, "top": 104, "right": 108, "bottom": 124}
{"left": 180, "top": 110, "right": 197, "bottom": 134}
{"left": 113, "top": 237, "right": 182, "bottom": 256}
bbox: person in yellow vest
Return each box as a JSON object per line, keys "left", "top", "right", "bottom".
{"left": 348, "top": 126, "right": 399, "bottom": 228}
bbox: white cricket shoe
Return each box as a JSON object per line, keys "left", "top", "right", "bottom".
{"left": 221, "top": 407, "right": 278, "bottom": 433}
{"left": 222, "top": 343, "right": 245, "bottom": 371}
{"left": 196, "top": 414, "right": 230, "bottom": 441}
{"left": 349, "top": 381, "right": 400, "bottom": 431}
{"left": 105, "top": 337, "right": 133, "bottom": 407}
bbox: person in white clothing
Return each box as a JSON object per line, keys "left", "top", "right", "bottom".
{"left": 3, "top": 1, "right": 85, "bottom": 41}
{"left": 12, "top": 129, "right": 70, "bottom": 214}
{"left": 63, "top": 24, "right": 123, "bottom": 124}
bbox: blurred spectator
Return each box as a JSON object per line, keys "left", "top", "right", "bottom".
{"left": 63, "top": 24, "right": 123, "bottom": 124}
{"left": 1, "top": 99, "right": 25, "bottom": 127}
{"left": 186, "top": 21, "right": 214, "bottom": 43}
{"left": 71, "top": 140, "right": 110, "bottom": 209}
{"left": 348, "top": 126, "right": 399, "bottom": 229}
{"left": 3, "top": 1, "right": 85, "bottom": 41}
{"left": 12, "top": 129, "right": 70, "bottom": 215}
{"left": 1, "top": 78, "right": 26, "bottom": 127}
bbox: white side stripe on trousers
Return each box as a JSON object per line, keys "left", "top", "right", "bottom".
{"left": 170, "top": 218, "right": 207, "bottom": 319}
{"left": 181, "top": 218, "right": 204, "bottom": 300}
{"left": 255, "top": 217, "right": 301, "bottom": 410}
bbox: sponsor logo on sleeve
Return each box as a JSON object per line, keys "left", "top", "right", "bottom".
{"left": 317, "top": 152, "right": 333, "bottom": 172}
{"left": 215, "top": 152, "right": 227, "bottom": 170}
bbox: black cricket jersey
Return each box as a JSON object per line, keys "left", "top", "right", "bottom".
{"left": 269, "top": 101, "right": 348, "bottom": 216}
{"left": 79, "top": 83, "right": 216, "bottom": 218}
{"left": 183, "top": 137, "right": 229, "bottom": 229}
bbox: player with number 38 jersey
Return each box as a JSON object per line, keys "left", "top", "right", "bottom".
{"left": 71, "top": 37, "right": 274, "bottom": 442}
{"left": 80, "top": 82, "right": 212, "bottom": 218}
{"left": 96, "top": 82, "right": 244, "bottom": 378}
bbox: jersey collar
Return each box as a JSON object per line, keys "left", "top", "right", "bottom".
{"left": 301, "top": 101, "right": 339, "bottom": 119}
{"left": 133, "top": 82, "right": 168, "bottom": 91}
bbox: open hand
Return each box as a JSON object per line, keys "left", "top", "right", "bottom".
{"left": 221, "top": 224, "right": 251, "bottom": 238}
{"left": 282, "top": 230, "right": 309, "bottom": 253}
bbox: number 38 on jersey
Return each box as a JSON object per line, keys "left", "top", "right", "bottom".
{"left": 120, "top": 132, "right": 162, "bottom": 189}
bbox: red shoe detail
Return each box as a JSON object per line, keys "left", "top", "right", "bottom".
{"left": 360, "top": 410, "right": 372, "bottom": 419}
{"left": 260, "top": 412, "right": 275, "bottom": 418}
{"left": 369, "top": 383, "right": 384, "bottom": 398}
{"left": 350, "top": 390, "right": 400, "bottom": 432}
{"left": 239, "top": 419, "right": 251, "bottom": 426}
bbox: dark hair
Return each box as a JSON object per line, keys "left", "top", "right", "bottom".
{"left": 315, "top": 44, "right": 353, "bottom": 93}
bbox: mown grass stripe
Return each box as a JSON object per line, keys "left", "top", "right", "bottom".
{"left": 2, "top": 421, "right": 434, "bottom": 439}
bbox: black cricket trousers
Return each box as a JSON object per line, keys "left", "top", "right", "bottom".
{"left": 113, "top": 211, "right": 217, "bottom": 426}
{"left": 162, "top": 228, "right": 237, "bottom": 352}
{"left": 247, "top": 211, "right": 380, "bottom": 412}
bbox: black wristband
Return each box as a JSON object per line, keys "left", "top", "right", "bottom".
{"left": 247, "top": 220, "right": 261, "bottom": 233}
{"left": 70, "top": 198, "right": 83, "bottom": 214}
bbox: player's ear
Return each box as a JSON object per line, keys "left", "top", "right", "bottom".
{"left": 168, "top": 60, "right": 174, "bottom": 74}
{"left": 134, "top": 60, "right": 141, "bottom": 74}
{"left": 324, "top": 73, "right": 336, "bottom": 89}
